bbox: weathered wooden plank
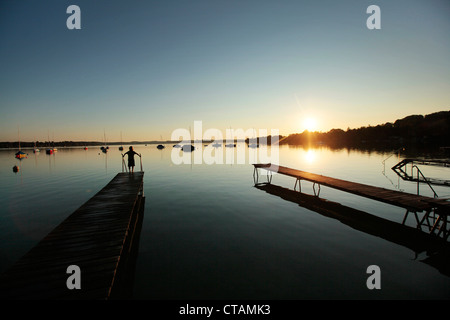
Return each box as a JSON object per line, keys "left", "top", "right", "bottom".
{"left": 0, "top": 172, "right": 145, "bottom": 300}
{"left": 254, "top": 163, "right": 449, "bottom": 214}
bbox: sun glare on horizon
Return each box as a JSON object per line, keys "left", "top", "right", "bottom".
{"left": 303, "top": 117, "right": 317, "bottom": 132}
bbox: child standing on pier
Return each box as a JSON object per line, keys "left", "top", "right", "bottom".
{"left": 123, "top": 146, "right": 141, "bottom": 173}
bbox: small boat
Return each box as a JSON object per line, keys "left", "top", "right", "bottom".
{"left": 33, "top": 141, "right": 40, "bottom": 153}
{"left": 101, "top": 130, "right": 108, "bottom": 153}
{"left": 51, "top": 131, "right": 58, "bottom": 152}
{"left": 212, "top": 143, "right": 222, "bottom": 147}
{"left": 15, "top": 150, "right": 27, "bottom": 159}
{"left": 225, "top": 143, "right": 236, "bottom": 147}
{"left": 158, "top": 135, "right": 165, "bottom": 150}
{"left": 15, "top": 126, "right": 27, "bottom": 159}
{"left": 181, "top": 145, "right": 195, "bottom": 152}
{"left": 13, "top": 165, "right": 19, "bottom": 173}
{"left": 46, "top": 131, "right": 54, "bottom": 155}
{"left": 173, "top": 144, "right": 182, "bottom": 148}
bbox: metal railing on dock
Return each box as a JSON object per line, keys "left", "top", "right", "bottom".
{"left": 121, "top": 153, "right": 143, "bottom": 173}
{"left": 392, "top": 158, "right": 450, "bottom": 191}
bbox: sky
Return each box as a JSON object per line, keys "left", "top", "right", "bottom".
{"left": 1, "top": 0, "right": 449, "bottom": 142}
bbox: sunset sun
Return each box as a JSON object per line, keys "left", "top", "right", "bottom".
{"left": 303, "top": 117, "right": 317, "bottom": 132}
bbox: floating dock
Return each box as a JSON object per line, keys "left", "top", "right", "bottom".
{"left": 0, "top": 172, "right": 145, "bottom": 299}
{"left": 253, "top": 164, "right": 450, "bottom": 240}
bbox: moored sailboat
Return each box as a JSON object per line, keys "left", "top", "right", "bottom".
{"left": 101, "top": 130, "right": 108, "bottom": 153}
{"left": 15, "top": 126, "right": 27, "bottom": 159}
{"left": 33, "top": 141, "right": 40, "bottom": 153}
{"left": 157, "top": 134, "right": 165, "bottom": 149}
{"left": 119, "top": 131, "right": 124, "bottom": 151}
{"left": 46, "top": 131, "right": 54, "bottom": 155}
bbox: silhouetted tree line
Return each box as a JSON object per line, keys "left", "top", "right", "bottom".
{"left": 279, "top": 111, "right": 450, "bottom": 149}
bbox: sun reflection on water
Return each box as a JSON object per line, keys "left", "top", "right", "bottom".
{"left": 304, "top": 149, "right": 316, "bottom": 164}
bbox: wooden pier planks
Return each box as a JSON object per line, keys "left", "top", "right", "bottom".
{"left": 0, "top": 172, "right": 144, "bottom": 300}
{"left": 253, "top": 163, "right": 449, "bottom": 214}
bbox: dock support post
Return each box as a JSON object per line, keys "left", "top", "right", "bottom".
{"left": 436, "top": 214, "right": 447, "bottom": 238}
{"left": 253, "top": 167, "right": 259, "bottom": 184}
{"left": 402, "top": 209, "right": 421, "bottom": 227}
{"left": 430, "top": 214, "right": 442, "bottom": 235}
{"left": 267, "top": 170, "right": 272, "bottom": 184}
{"left": 402, "top": 210, "right": 410, "bottom": 225}
{"left": 408, "top": 208, "right": 449, "bottom": 239}
{"left": 418, "top": 210, "right": 432, "bottom": 232}
{"left": 313, "top": 183, "right": 321, "bottom": 197}
{"left": 253, "top": 166, "right": 272, "bottom": 184}
{"left": 429, "top": 211, "right": 449, "bottom": 238}
{"left": 294, "top": 178, "right": 301, "bottom": 192}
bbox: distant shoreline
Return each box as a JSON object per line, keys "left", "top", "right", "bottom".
{"left": 0, "top": 140, "right": 243, "bottom": 149}
{"left": 0, "top": 141, "right": 178, "bottom": 150}
{"left": 2, "top": 110, "right": 449, "bottom": 151}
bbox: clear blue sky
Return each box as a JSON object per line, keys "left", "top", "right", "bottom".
{"left": 1, "top": 0, "right": 449, "bottom": 142}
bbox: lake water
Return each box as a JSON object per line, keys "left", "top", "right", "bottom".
{"left": 1, "top": 144, "right": 449, "bottom": 299}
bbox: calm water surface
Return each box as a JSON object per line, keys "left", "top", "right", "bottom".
{"left": 1, "top": 144, "right": 449, "bottom": 299}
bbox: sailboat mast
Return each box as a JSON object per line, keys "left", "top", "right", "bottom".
{"left": 119, "top": 131, "right": 124, "bottom": 151}
{"left": 15, "top": 125, "right": 27, "bottom": 159}
{"left": 18, "top": 125, "right": 21, "bottom": 150}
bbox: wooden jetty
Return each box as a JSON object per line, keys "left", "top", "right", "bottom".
{"left": 0, "top": 172, "right": 145, "bottom": 300}
{"left": 255, "top": 183, "right": 450, "bottom": 276}
{"left": 253, "top": 163, "right": 450, "bottom": 240}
